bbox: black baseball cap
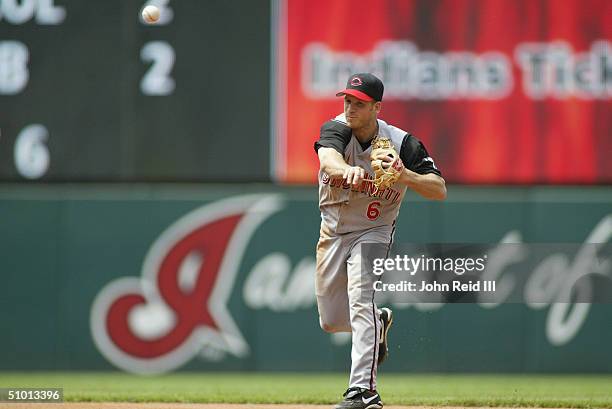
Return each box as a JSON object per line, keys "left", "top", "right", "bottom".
{"left": 336, "top": 73, "right": 384, "bottom": 102}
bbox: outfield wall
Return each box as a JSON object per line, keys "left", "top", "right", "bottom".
{"left": 0, "top": 185, "right": 610, "bottom": 373}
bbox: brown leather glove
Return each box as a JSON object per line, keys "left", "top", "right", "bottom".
{"left": 370, "top": 136, "right": 404, "bottom": 192}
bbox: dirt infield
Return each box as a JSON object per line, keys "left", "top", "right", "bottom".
{"left": 0, "top": 404, "right": 574, "bottom": 409}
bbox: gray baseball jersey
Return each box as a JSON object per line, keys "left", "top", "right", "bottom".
{"left": 315, "top": 113, "right": 440, "bottom": 234}
{"left": 314, "top": 113, "right": 441, "bottom": 391}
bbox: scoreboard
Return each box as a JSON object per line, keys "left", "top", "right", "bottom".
{"left": 0, "top": 0, "right": 271, "bottom": 182}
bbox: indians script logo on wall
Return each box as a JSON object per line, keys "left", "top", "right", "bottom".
{"left": 90, "top": 192, "right": 611, "bottom": 373}
{"left": 272, "top": 0, "right": 612, "bottom": 184}
{"left": 90, "top": 195, "right": 284, "bottom": 374}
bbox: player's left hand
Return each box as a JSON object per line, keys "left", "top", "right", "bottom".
{"left": 371, "top": 151, "right": 397, "bottom": 167}
{"left": 370, "top": 136, "right": 404, "bottom": 191}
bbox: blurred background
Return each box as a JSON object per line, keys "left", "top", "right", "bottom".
{"left": 0, "top": 0, "right": 610, "bottom": 376}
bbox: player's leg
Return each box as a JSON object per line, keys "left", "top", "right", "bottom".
{"left": 315, "top": 224, "right": 351, "bottom": 333}
{"left": 345, "top": 226, "right": 393, "bottom": 391}
{"left": 377, "top": 307, "right": 394, "bottom": 365}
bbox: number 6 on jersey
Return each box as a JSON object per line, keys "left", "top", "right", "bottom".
{"left": 367, "top": 201, "right": 381, "bottom": 220}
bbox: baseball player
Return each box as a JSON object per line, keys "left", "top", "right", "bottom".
{"left": 314, "top": 73, "right": 446, "bottom": 409}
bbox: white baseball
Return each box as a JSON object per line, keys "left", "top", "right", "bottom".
{"left": 142, "top": 5, "right": 160, "bottom": 24}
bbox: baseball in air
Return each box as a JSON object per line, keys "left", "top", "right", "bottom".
{"left": 142, "top": 5, "right": 160, "bottom": 24}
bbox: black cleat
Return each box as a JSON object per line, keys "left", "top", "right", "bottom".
{"left": 335, "top": 387, "right": 383, "bottom": 409}
{"left": 377, "top": 308, "right": 393, "bottom": 366}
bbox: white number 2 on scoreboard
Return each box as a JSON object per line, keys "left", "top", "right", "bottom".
{"left": 140, "top": 41, "right": 175, "bottom": 96}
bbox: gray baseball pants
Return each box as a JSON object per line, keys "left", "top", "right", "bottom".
{"left": 315, "top": 222, "right": 393, "bottom": 391}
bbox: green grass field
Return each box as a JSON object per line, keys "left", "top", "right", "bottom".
{"left": 1, "top": 373, "right": 611, "bottom": 408}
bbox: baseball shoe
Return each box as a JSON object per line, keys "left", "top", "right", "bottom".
{"left": 334, "top": 387, "right": 383, "bottom": 409}
{"left": 377, "top": 307, "right": 393, "bottom": 366}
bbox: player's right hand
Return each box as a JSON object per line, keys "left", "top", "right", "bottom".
{"left": 343, "top": 166, "right": 366, "bottom": 186}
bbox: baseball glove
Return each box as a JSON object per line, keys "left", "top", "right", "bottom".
{"left": 370, "top": 136, "right": 404, "bottom": 192}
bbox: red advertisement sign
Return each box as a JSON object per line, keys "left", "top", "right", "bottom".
{"left": 272, "top": 0, "right": 612, "bottom": 184}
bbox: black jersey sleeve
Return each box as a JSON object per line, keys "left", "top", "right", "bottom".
{"left": 314, "top": 120, "right": 352, "bottom": 155}
{"left": 399, "top": 133, "right": 442, "bottom": 176}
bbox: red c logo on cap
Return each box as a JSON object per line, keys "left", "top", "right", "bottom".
{"left": 350, "top": 77, "right": 363, "bottom": 86}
